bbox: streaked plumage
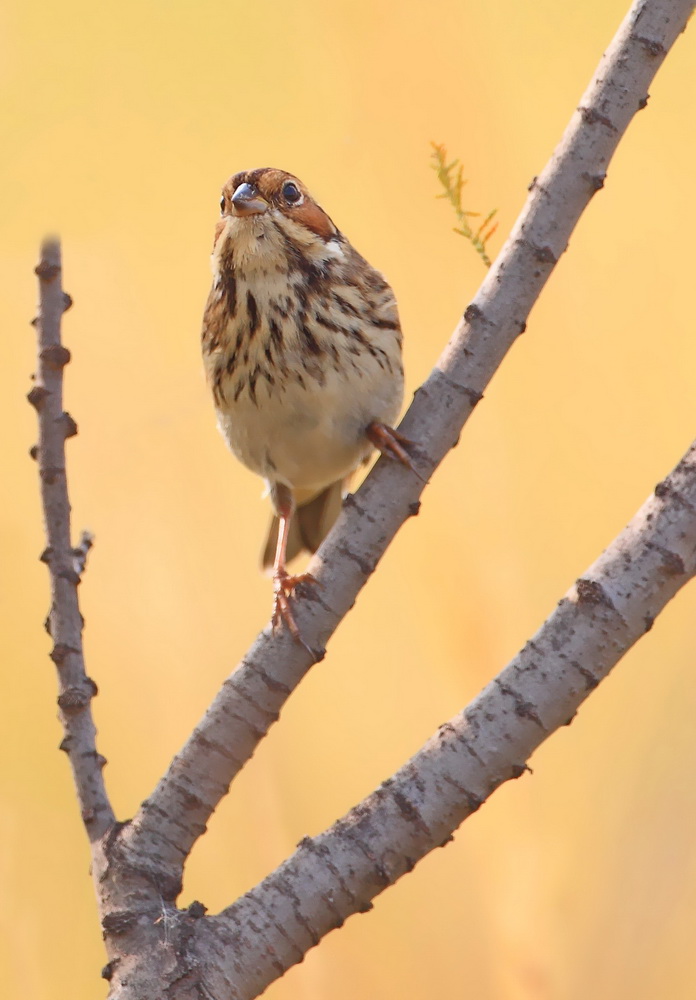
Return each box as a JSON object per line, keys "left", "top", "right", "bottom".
{"left": 201, "top": 167, "right": 408, "bottom": 642}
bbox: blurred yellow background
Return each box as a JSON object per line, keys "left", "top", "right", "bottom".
{"left": 2, "top": 0, "right": 695, "bottom": 997}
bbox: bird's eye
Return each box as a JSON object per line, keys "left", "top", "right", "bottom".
{"left": 282, "top": 182, "right": 302, "bottom": 205}
{"left": 220, "top": 195, "right": 226, "bottom": 213}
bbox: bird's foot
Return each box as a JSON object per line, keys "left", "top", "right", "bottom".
{"left": 367, "top": 421, "right": 427, "bottom": 483}
{"left": 272, "top": 568, "right": 318, "bottom": 654}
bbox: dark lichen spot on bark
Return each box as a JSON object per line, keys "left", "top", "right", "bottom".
{"left": 575, "top": 578, "right": 615, "bottom": 609}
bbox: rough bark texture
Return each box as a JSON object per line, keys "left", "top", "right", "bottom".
{"left": 27, "top": 1, "right": 695, "bottom": 998}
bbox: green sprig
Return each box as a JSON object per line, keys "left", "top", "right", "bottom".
{"left": 430, "top": 142, "right": 498, "bottom": 268}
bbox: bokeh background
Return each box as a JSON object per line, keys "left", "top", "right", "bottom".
{"left": 2, "top": 0, "right": 695, "bottom": 997}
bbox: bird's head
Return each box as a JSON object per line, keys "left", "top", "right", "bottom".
{"left": 212, "top": 168, "right": 342, "bottom": 270}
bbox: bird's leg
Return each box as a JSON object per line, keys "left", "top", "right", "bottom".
{"left": 270, "top": 483, "right": 317, "bottom": 647}
{"left": 366, "top": 421, "right": 426, "bottom": 482}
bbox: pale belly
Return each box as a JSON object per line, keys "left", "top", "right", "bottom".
{"left": 216, "top": 362, "right": 403, "bottom": 492}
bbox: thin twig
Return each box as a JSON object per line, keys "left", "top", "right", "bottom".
{"left": 29, "top": 239, "right": 114, "bottom": 840}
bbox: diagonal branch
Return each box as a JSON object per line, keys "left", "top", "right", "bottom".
{"left": 124, "top": 0, "right": 694, "bottom": 885}
{"left": 201, "top": 439, "right": 696, "bottom": 999}
{"left": 29, "top": 239, "right": 114, "bottom": 840}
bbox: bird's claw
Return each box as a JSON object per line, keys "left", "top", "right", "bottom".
{"left": 367, "top": 421, "right": 428, "bottom": 483}
{"left": 272, "top": 569, "right": 318, "bottom": 654}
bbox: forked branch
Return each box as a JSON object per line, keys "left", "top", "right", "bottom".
{"left": 28, "top": 0, "right": 695, "bottom": 997}
{"left": 124, "top": 0, "right": 695, "bottom": 886}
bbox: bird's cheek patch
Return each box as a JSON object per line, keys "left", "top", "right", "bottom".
{"left": 293, "top": 202, "right": 335, "bottom": 240}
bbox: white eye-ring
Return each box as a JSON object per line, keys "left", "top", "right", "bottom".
{"left": 281, "top": 181, "right": 303, "bottom": 206}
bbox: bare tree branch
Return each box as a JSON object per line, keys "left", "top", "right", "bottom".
{"left": 28, "top": 1, "right": 695, "bottom": 997}
{"left": 123, "top": 0, "right": 695, "bottom": 889}
{"left": 29, "top": 239, "right": 114, "bottom": 839}
{"left": 201, "top": 441, "right": 696, "bottom": 998}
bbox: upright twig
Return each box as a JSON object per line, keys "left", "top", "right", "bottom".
{"left": 29, "top": 239, "right": 114, "bottom": 839}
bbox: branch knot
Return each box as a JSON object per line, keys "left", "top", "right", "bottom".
{"left": 40, "top": 343, "right": 71, "bottom": 369}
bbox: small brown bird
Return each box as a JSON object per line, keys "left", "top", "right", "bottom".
{"left": 201, "top": 168, "right": 413, "bottom": 642}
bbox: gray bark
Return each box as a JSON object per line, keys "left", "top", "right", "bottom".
{"left": 28, "top": 1, "right": 695, "bottom": 997}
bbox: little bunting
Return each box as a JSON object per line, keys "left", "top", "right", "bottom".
{"left": 201, "top": 168, "right": 415, "bottom": 642}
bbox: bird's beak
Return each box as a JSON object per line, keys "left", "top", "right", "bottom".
{"left": 230, "top": 182, "right": 269, "bottom": 217}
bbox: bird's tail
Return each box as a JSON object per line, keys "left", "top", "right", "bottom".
{"left": 261, "top": 479, "right": 345, "bottom": 571}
